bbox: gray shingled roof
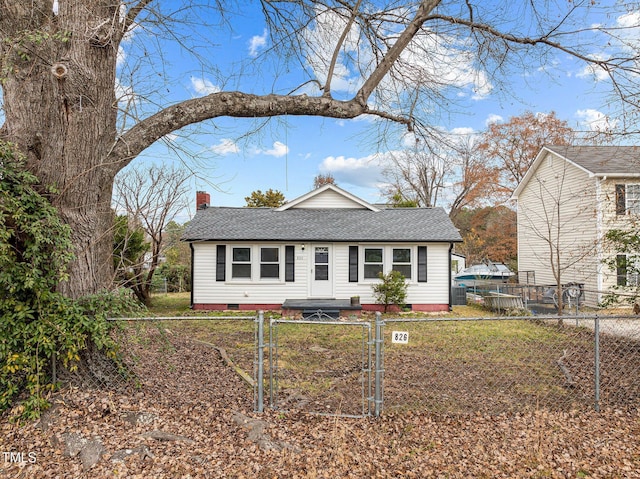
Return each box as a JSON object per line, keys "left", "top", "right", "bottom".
{"left": 183, "top": 206, "right": 462, "bottom": 243}
{"left": 545, "top": 145, "right": 640, "bottom": 175}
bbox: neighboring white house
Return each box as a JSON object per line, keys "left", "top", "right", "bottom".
{"left": 182, "top": 184, "right": 463, "bottom": 313}
{"left": 512, "top": 145, "right": 640, "bottom": 306}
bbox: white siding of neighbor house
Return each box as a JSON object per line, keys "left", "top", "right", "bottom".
{"left": 288, "top": 188, "right": 368, "bottom": 209}
{"left": 192, "top": 241, "right": 452, "bottom": 306}
{"left": 598, "top": 178, "right": 640, "bottom": 294}
{"left": 517, "top": 151, "right": 600, "bottom": 303}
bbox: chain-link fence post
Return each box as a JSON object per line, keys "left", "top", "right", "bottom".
{"left": 374, "top": 311, "right": 384, "bottom": 417}
{"left": 594, "top": 314, "right": 600, "bottom": 412}
{"left": 269, "top": 316, "right": 275, "bottom": 409}
{"left": 255, "top": 310, "right": 264, "bottom": 413}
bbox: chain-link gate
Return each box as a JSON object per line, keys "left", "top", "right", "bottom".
{"left": 256, "top": 314, "right": 374, "bottom": 418}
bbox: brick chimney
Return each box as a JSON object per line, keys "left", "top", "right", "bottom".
{"left": 196, "top": 191, "right": 210, "bottom": 210}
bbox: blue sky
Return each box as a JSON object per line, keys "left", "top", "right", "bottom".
{"left": 113, "top": 1, "right": 639, "bottom": 220}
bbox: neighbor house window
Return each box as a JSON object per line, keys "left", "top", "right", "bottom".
{"left": 617, "top": 254, "right": 640, "bottom": 287}
{"left": 364, "top": 248, "right": 383, "bottom": 279}
{"left": 616, "top": 184, "right": 640, "bottom": 215}
{"left": 628, "top": 184, "right": 640, "bottom": 215}
{"left": 260, "top": 247, "right": 280, "bottom": 279}
{"left": 231, "top": 247, "right": 251, "bottom": 279}
{"left": 392, "top": 248, "right": 412, "bottom": 279}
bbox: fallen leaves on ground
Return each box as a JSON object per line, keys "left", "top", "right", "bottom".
{"left": 2, "top": 328, "right": 639, "bottom": 478}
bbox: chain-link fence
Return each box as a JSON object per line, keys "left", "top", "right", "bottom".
{"left": 379, "top": 314, "right": 640, "bottom": 414}
{"left": 57, "top": 315, "right": 257, "bottom": 404}
{"left": 61, "top": 311, "right": 640, "bottom": 418}
{"left": 251, "top": 313, "right": 640, "bottom": 416}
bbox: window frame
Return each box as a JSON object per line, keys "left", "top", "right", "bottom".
{"left": 617, "top": 253, "right": 640, "bottom": 287}
{"left": 227, "top": 245, "right": 290, "bottom": 282}
{"left": 627, "top": 184, "right": 640, "bottom": 215}
{"left": 231, "top": 246, "right": 252, "bottom": 280}
{"left": 363, "top": 247, "right": 384, "bottom": 280}
{"left": 260, "top": 246, "right": 281, "bottom": 280}
{"left": 391, "top": 247, "right": 412, "bottom": 280}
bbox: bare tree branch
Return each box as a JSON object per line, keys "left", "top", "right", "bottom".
{"left": 109, "top": 91, "right": 412, "bottom": 171}
{"left": 323, "top": 0, "right": 362, "bottom": 97}
{"left": 356, "top": 0, "right": 442, "bottom": 105}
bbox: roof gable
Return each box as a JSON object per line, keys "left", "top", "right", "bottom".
{"left": 276, "top": 184, "right": 380, "bottom": 211}
{"left": 512, "top": 145, "right": 640, "bottom": 199}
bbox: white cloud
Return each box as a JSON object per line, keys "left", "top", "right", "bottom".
{"left": 114, "top": 77, "right": 136, "bottom": 107}
{"left": 116, "top": 18, "right": 138, "bottom": 69}
{"left": 211, "top": 138, "right": 240, "bottom": 155}
{"left": 116, "top": 45, "right": 126, "bottom": 68}
{"left": 249, "top": 29, "right": 268, "bottom": 57}
{"left": 254, "top": 141, "right": 289, "bottom": 157}
{"left": 302, "top": 8, "right": 364, "bottom": 96}
{"left": 301, "top": 6, "right": 493, "bottom": 104}
{"left": 485, "top": 114, "right": 503, "bottom": 126}
{"left": 575, "top": 109, "right": 618, "bottom": 132}
{"left": 319, "top": 154, "right": 384, "bottom": 188}
{"left": 576, "top": 12, "right": 640, "bottom": 83}
{"left": 616, "top": 11, "right": 640, "bottom": 40}
{"left": 450, "top": 127, "right": 475, "bottom": 136}
{"left": 393, "top": 31, "right": 494, "bottom": 100}
{"left": 190, "top": 77, "right": 221, "bottom": 96}
{"left": 576, "top": 54, "right": 610, "bottom": 82}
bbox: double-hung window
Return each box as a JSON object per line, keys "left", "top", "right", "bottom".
{"left": 392, "top": 248, "right": 412, "bottom": 279}
{"left": 628, "top": 184, "right": 640, "bottom": 215}
{"left": 260, "top": 247, "right": 280, "bottom": 279}
{"left": 231, "top": 247, "right": 251, "bottom": 279}
{"left": 364, "top": 248, "right": 383, "bottom": 279}
{"left": 616, "top": 184, "right": 640, "bottom": 215}
{"left": 617, "top": 254, "right": 640, "bottom": 287}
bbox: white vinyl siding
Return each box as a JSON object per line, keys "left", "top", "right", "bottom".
{"left": 192, "top": 242, "right": 452, "bottom": 307}
{"left": 290, "top": 188, "right": 368, "bottom": 209}
{"left": 517, "top": 152, "right": 600, "bottom": 304}
{"left": 333, "top": 243, "right": 450, "bottom": 306}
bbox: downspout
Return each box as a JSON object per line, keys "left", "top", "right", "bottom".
{"left": 595, "top": 177, "right": 605, "bottom": 305}
{"left": 189, "top": 243, "right": 195, "bottom": 309}
{"left": 448, "top": 242, "right": 454, "bottom": 311}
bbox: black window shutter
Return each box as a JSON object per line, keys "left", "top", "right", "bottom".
{"left": 616, "top": 184, "right": 626, "bottom": 215}
{"left": 216, "top": 245, "right": 226, "bottom": 281}
{"left": 417, "top": 246, "right": 427, "bottom": 282}
{"left": 617, "top": 254, "right": 627, "bottom": 286}
{"left": 349, "top": 246, "right": 358, "bottom": 282}
{"left": 285, "top": 246, "right": 295, "bottom": 282}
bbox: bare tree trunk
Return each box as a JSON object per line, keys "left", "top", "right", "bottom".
{"left": 1, "top": 1, "right": 120, "bottom": 297}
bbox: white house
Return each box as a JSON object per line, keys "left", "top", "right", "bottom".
{"left": 182, "top": 185, "right": 462, "bottom": 314}
{"left": 512, "top": 145, "right": 640, "bottom": 306}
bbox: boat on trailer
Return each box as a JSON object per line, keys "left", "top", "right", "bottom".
{"left": 454, "top": 261, "right": 515, "bottom": 287}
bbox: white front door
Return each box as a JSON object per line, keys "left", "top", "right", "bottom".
{"left": 310, "top": 245, "right": 333, "bottom": 298}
